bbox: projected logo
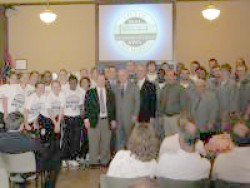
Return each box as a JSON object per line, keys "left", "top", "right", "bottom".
{"left": 114, "top": 11, "right": 157, "bottom": 54}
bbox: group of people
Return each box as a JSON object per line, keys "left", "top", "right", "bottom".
{"left": 0, "top": 57, "right": 249, "bottom": 186}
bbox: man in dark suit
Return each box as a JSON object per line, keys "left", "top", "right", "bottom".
{"left": 84, "top": 74, "right": 116, "bottom": 166}
{"left": 136, "top": 65, "right": 157, "bottom": 123}
{"left": 104, "top": 65, "right": 118, "bottom": 154}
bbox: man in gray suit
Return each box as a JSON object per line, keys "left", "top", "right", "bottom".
{"left": 160, "top": 70, "right": 181, "bottom": 137}
{"left": 190, "top": 79, "right": 219, "bottom": 136}
{"left": 207, "top": 64, "right": 221, "bottom": 92}
{"left": 180, "top": 68, "right": 195, "bottom": 118}
{"left": 236, "top": 64, "right": 250, "bottom": 118}
{"left": 115, "top": 69, "right": 140, "bottom": 150}
{"left": 126, "top": 61, "right": 137, "bottom": 83}
{"left": 217, "top": 64, "right": 239, "bottom": 130}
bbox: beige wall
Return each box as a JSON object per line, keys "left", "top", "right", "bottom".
{"left": 8, "top": 0, "right": 250, "bottom": 72}
{"left": 175, "top": 0, "right": 250, "bottom": 69}
{"left": 8, "top": 5, "right": 95, "bottom": 72}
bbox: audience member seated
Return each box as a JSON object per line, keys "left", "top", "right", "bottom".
{"left": 156, "top": 119, "right": 211, "bottom": 180}
{"left": 212, "top": 127, "right": 250, "bottom": 183}
{"left": 159, "top": 119, "right": 206, "bottom": 156}
{"left": 107, "top": 123, "right": 159, "bottom": 178}
{"left": 232, "top": 120, "right": 250, "bottom": 145}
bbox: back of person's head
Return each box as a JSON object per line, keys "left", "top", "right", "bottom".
{"left": 232, "top": 120, "right": 250, "bottom": 146}
{"left": 129, "top": 178, "right": 159, "bottom": 188}
{"left": 127, "top": 123, "right": 159, "bottom": 162}
{"left": 179, "top": 119, "right": 197, "bottom": 146}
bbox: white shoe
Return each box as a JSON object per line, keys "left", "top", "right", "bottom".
{"left": 68, "top": 160, "right": 80, "bottom": 168}
{"left": 86, "top": 153, "right": 90, "bottom": 161}
{"left": 26, "top": 174, "right": 37, "bottom": 181}
{"left": 79, "top": 158, "right": 85, "bottom": 165}
{"left": 62, "top": 160, "right": 68, "bottom": 168}
{"left": 10, "top": 174, "right": 25, "bottom": 183}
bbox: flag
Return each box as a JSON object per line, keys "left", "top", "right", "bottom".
{"left": 0, "top": 50, "right": 12, "bottom": 83}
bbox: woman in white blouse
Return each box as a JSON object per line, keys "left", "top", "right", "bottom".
{"left": 107, "top": 123, "right": 159, "bottom": 178}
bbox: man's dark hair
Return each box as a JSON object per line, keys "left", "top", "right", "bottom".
{"left": 68, "top": 74, "right": 78, "bottom": 82}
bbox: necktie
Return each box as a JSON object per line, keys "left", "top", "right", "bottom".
{"left": 100, "top": 88, "right": 106, "bottom": 114}
{"left": 214, "top": 79, "right": 219, "bottom": 87}
{"left": 121, "top": 84, "right": 125, "bottom": 98}
{"left": 194, "top": 94, "right": 201, "bottom": 112}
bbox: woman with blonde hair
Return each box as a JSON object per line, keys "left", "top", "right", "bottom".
{"left": 107, "top": 123, "right": 159, "bottom": 178}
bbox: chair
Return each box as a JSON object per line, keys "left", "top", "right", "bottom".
{"left": 158, "top": 177, "right": 210, "bottom": 188}
{"left": 0, "top": 168, "right": 9, "bottom": 188}
{"left": 100, "top": 174, "right": 151, "bottom": 188}
{"left": 0, "top": 153, "right": 9, "bottom": 188}
{"left": 2, "top": 152, "right": 38, "bottom": 188}
{"left": 214, "top": 179, "right": 250, "bottom": 188}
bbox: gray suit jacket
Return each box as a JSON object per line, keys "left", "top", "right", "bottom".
{"left": 238, "top": 79, "right": 250, "bottom": 115}
{"left": 114, "top": 81, "right": 140, "bottom": 125}
{"left": 190, "top": 90, "right": 219, "bottom": 131}
{"left": 155, "top": 82, "right": 166, "bottom": 117}
{"left": 180, "top": 81, "right": 196, "bottom": 118}
{"left": 216, "top": 79, "right": 239, "bottom": 118}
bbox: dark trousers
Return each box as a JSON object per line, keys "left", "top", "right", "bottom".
{"left": 61, "top": 116, "right": 81, "bottom": 160}
{"left": 0, "top": 112, "right": 5, "bottom": 131}
{"left": 79, "top": 126, "right": 89, "bottom": 159}
{"left": 38, "top": 114, "right": 61, "bottom": 188}
{"left": 38, "top": 114, "right": 58, "bottom": 144}
{"left": 39, "top": 138, "right": 61, "bottom": 188}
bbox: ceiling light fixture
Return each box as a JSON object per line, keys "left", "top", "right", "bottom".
{"left": 202, "top": 2, "right": 221, "bottom": 21}
{"left": 39, "top": 0, "right": 57, "bottom": 24}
